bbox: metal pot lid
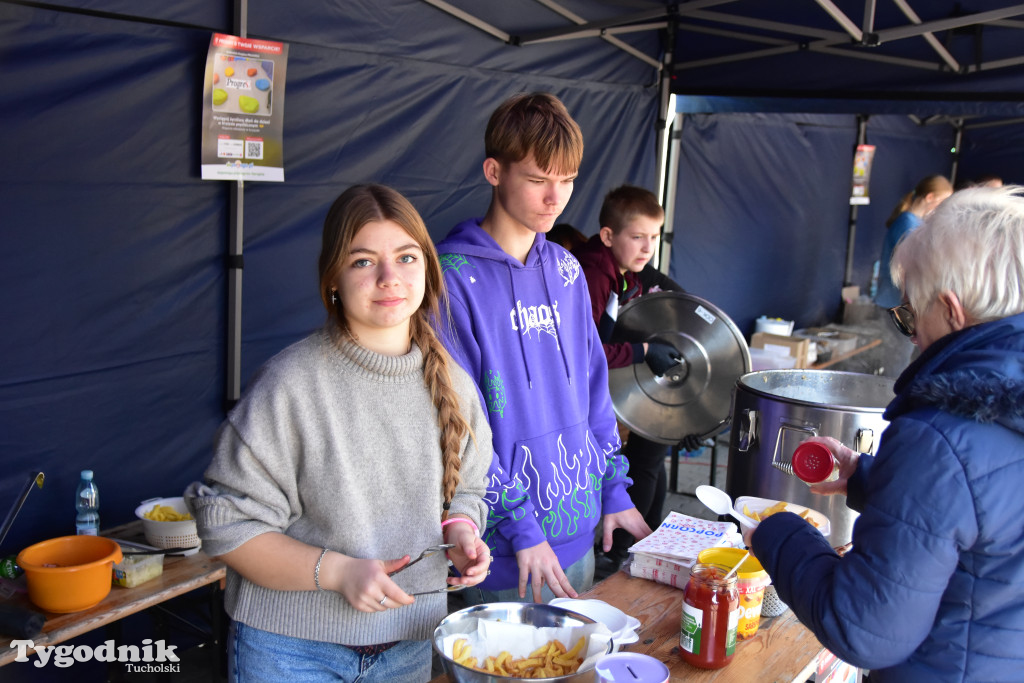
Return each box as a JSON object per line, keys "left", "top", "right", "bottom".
{"left": 608, "top": 292, "right": 751, "bottom": 445}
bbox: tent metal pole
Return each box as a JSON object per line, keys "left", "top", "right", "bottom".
{"left": 226, "top": 0, "right": 248, "bottom": 410}
{"left": 656, "top": 19, "right": 677, "bottom": 275}
{"left": 227, "top": 182, "right": 243, "bottom": 408}
{"left": 655, "top": 19, "right": 675, "bottom": 204}
{"left": 950, "top": 120, "right": 965, "bottom": 187}
{"left": 660, "top": 113, "right": 683, "bottom": 276}
{"left": 844, "top": 115, "right": 868, "bottom": 287}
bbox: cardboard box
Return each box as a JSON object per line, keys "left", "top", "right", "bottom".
{"left": 751, "top": 332, "right": 811, "bottom": 369}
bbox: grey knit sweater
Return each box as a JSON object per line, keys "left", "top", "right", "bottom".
{"left": 185, "top": 330, "right": 491, "bottom": 645}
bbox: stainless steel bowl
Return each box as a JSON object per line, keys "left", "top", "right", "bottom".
{"left": 433, "top": 602, "right": 612, "bottom": 682}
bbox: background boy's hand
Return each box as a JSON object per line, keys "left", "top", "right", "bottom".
{"left": 601, "top": 507, "right": 653, "bottom": 552}
{"left": 644, "top": 342, "right": 682, "bottom": 375}
{"left": 679, "top": 434, "right": 711, "bottom": 452}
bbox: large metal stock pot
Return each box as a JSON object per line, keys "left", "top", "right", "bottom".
{"left": 725, "top": 370, "right": 895, "bottom": 546}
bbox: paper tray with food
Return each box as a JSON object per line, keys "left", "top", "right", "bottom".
{"left": 736, "top": 496, "right": 831, "bottom": 537}
{"left": 437, "top": 618, "right": 612, "bottom": 678}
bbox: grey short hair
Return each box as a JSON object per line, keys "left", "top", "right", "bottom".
{"left": 892, "top": 185, "right": 1024, "bottom": 323}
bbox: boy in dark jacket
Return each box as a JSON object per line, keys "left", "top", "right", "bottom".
{"left": 573, "top": 185, "right": 683, "bottom": 572}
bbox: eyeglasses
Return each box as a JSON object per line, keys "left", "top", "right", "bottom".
{"left": 888, "top": 303, "right": 916, "bottom": 337}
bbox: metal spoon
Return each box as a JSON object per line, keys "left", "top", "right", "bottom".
{"left": 695, "top": 485, "right": 757, "bottom": 530}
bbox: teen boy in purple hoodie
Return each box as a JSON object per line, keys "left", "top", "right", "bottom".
{"left": 437, "top": 93, "right": 652, "bottom": 604}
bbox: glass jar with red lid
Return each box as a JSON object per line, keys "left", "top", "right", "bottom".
{"left": 679, "top": 563, "right": 741, "bottom": 669}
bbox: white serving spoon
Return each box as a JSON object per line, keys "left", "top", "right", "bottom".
{"left": 695, "top": 485, "right": 757, "bottom": 530}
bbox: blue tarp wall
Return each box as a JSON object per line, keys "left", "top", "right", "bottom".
{"left": 0, "top": 1, "right": 659, "bottom": 552}
{"left": 667, "top": 109, "right": 1023, "bottom": 336}
{"left": 3, "top": 0, "right": 1023, "bottom": 555}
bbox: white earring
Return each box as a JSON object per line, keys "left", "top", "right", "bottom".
{"left": 330, "top": 291, "right": 337, "bottom": 304}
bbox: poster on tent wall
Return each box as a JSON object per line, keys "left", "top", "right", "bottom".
{"left": 849, "top": 144, "right": 875, "bottom": 205}
{"left": 201, "top": 33, "right": 288, "bottom": 181}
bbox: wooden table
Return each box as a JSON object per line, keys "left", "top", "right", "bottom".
{"left": 431, "top": 570, "right": 824, "bottom": 682}
{"left": 0, "top": 521, "right": 226, "bottom": 666}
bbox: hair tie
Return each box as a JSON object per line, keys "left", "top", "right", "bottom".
{"left": 442, "top": 501, "right": 451, "bottom": 510}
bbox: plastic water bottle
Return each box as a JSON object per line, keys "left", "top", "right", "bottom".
{"left": 75, "top": 470, "right": 100, "bottom": 535}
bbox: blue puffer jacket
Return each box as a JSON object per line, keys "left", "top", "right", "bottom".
{"left": 753, "top": 312, "right": 1024, "bottom": 683}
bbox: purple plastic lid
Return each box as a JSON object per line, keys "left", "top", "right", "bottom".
{"left": 594, "top": 653, "right": 670, "bottom": 683}
{"left": 792, "top": 442, "right": 835, "bottom": 483}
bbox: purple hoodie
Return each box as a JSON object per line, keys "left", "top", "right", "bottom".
{"left": 437, "top": 219, "right": 634, "bottom": 590}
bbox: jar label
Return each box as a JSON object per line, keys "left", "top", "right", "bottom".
{"left": 725, "top": 606, "right": 740, "bottom": 655}
{"left": 680, "top": 601, "right": 703, "bottom": 654}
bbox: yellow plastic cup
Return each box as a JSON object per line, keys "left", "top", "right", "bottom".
{"left": 697, "top": 547, "right": 771, "bottom": 639}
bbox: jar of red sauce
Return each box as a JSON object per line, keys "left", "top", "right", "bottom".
{"left": 679, "top": 563, "right": 741, "bottom": 669}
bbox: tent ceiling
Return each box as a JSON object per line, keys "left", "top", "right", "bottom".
{"left": 426, "top": 1, "right": 1024, "bottom": 116}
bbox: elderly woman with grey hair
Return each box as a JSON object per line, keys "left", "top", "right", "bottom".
{"left": 745, "top": 185, "right": 1024, "bottom": 682}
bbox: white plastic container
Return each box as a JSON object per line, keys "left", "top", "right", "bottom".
{"left": 548, "top": 598, "right": 641, "bottom": 651}
{"left": 113, "top": 541, "right": 165, "bottom": 588}
{"left": 134, "top": 497, "right": 200, "bottom": 555}
{"left": 754, "top": 316, "right": 794, "bottom": 336}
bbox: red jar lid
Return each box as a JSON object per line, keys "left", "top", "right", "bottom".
{"left": 792, "top": 442, "right": 835, "bottom": 483}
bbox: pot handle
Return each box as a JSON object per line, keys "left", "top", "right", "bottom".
{"left": 737, "top": 409, "right": 758, "bottom": 452}
{"left": 854, "top": 428, "right": 875, "bottom": 453}
{"left": 771, "top": 423, "right": 818, "bottom": 474}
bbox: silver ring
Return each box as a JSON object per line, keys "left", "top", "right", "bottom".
{"left": 379, "top": 595, "right": 387, "bottom": 605}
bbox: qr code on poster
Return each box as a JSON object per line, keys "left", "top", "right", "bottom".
{"left": 245, "top": 140, "right": 264, "bottom": 160}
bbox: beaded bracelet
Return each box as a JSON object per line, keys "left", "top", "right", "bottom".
{"left": 441, "top": 517, "right": 479, "bottom": 537}
{"left": 314, "top": 547, "right": 329, "bottom": 592}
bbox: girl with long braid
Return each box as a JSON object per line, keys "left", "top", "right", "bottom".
{"left": 186, "top": 184, "right": 492, "bottom": 682}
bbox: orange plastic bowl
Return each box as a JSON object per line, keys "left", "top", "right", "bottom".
{"left": 16, "top": 535, "right": 123, "bottom": 613}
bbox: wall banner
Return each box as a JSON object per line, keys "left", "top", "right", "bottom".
{"left": 201, "top": 33, "right": 288, "bottom": 181}
{"left": 849, "top": 144, "right": 876, "bottom": 205}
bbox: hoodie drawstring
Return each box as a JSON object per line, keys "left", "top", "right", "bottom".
{"left": 539, "top": 265, "right": 573, "bottom": 386}
{"left": 507, "top": 262, "right": 533, "bottom": 388}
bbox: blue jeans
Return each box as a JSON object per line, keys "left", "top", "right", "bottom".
{"left": 460, "top": 548, "right": 595, "bottom": 605}
{"left": 230, "top": 621, "right": 433, "bottom": 683}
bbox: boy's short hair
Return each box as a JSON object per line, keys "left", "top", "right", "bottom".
{"left": 599, "top": 185, "right": 665, "bottom": 234}
{"left": 485, "top": 92, "right": 583, "bottom": 176}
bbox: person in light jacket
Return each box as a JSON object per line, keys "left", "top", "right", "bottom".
{"left": 747, "top": 185, "right": 1024, "bottom": 682}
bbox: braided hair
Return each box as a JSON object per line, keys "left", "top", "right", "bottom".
{"left": 319, "top": 184, "right": 473, "bottom": 519}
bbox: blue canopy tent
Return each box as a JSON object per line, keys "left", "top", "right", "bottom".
{"left": 3, "top": 0, "right": 1024, "bottom": 556}
{"left": 0, "top": 0, "right": 661, "bottom": 552}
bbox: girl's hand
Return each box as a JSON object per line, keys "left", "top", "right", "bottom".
{"left": 328, "top": 554, "right": 414, "bottom": 612}
{"left": 444, "top": 519, "right": 491, "bottom": 588}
